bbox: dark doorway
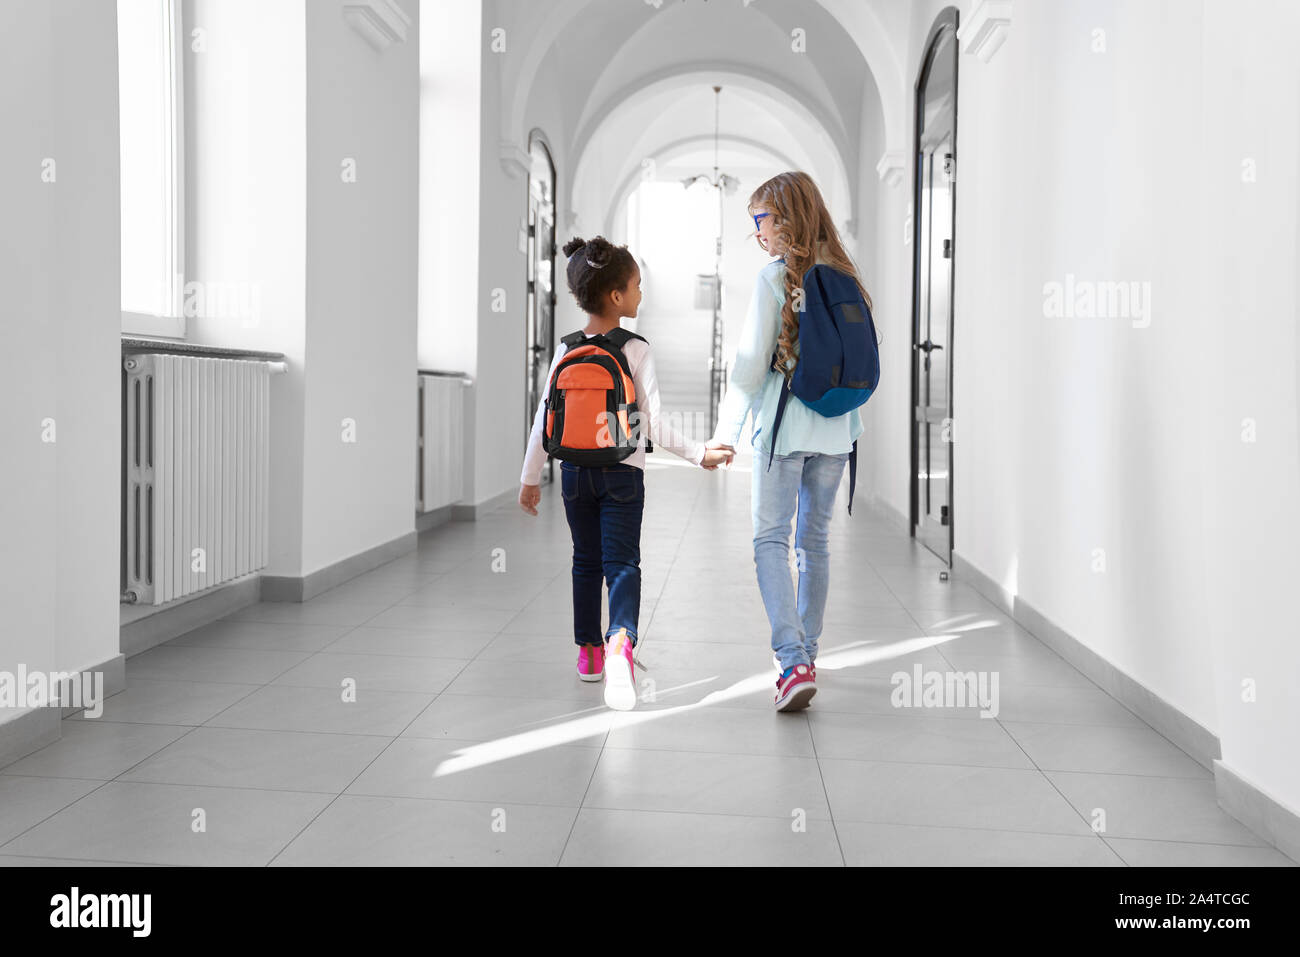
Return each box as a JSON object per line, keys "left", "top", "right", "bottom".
{"left": 526, "top": 132, "right": 557, "bottom": 486}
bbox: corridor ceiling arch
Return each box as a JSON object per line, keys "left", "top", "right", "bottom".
{"left": 496, "top": 0, "right": 905, "bottom": 167}
{"left": 568, "top": 68, "right": 854, "bottom": 238}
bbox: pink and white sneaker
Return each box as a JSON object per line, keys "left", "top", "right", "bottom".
{"left": 604, "top": 627, "right": 637, "bottom": 711}
{"left": 774, "top": 664, "right": 817, "bottom": 712}
{"left": 577, "top": 643, "right": 605, "bottom": 682}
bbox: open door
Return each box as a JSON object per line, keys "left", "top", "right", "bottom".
{"left": 910, "top": 9, "right": 959, "bottom": 564}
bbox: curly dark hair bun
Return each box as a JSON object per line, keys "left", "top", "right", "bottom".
{"left": 562, "top": 236, "right": 638, "bottom": 315}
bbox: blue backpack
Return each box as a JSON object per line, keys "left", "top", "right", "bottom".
{"left": 766, "top": 262, "right": 881, "bottom": 515}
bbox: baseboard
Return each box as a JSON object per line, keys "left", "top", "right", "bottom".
{"left": 61, "top": 653, "right": 127, "bottom": 717}
{"left": 416, "top": 504, "right": 456, "bottom": 535}
{"left": 452, "top": 486, "right": 517, "bottom": 521}
{"left": 1013, "top": 593, "right": 1221, "bottom": 770}
{"left": 120, "top": 575, "right": 262, "bottom": 658}
{"left": 261, "top": 530, "right": 418, "bottom": 602}
{"left": 1214, "top": 761, "right": 1300, "bottom": 864}
{"left": 0, "top": 651, "right": 127, "bottom": 771}
{"left": 951, "top": 550, "right": 1300, "bottom": 863}
{"left": 951, "top": 552, "right": 1220, "bottom": 771}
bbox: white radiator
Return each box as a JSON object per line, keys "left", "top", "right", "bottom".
{"left": 417, "top": 374, "right": 468, "bottom": 513}
{"left": 121, "top": 353, "right": 277, "bottom": 605}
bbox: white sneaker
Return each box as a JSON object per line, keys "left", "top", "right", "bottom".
{"left": 604, "top": 628, "right": 637, "bottom": 711}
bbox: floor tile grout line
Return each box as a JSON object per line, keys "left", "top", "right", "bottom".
{"left": 0, "top": 736, "right": 1222, "bottom": 781}
{"left": 1095, "top": 833, "right": 1136, "bottom": 866}
{"left": 806, "top": 712, "right": 848, "bottom": 866}
{"left": 0, "top": 849, "right": 185, "bottom": 867}
{"left": 7, "top": 471, "right": 1263, "bottom": 865}
{"left": 2, "top": 696, "right": 233, "bottom": 852}
{"left": 556, "top": 729, "right": 611, "bottom": 867}
{"left": 559, "top": 475, "right": 706, "bottom": 865}
{"left": 928, "top": 629, "right": 1216, "bottom": 779}
{"left": 637, "top": 470, "right": 708, "bottom": 651}
{"left": 262, "top": 652, "right": 482, "bottom": 867}
{"left": 2, "top": 774, "right": 1274, "bottom": 861}
{"left": 898, "top": 592, "right": 1215, "bottom": 790}
{"left": 42, "top": 704, "right": 1188, "bottom": 736}
{"left": 0, "top": 779, "right": 118, "bottom": 856}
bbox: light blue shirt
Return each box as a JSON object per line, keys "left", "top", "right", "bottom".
{"left": 713, "top": 257, "right": 864, "bottom": 457}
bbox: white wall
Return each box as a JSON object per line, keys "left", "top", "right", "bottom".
{"left": 52, "top": 0, "right": 123, "bottom": 682}
{"left": 0, "top": 0, "right": 122, "bottom": 731}
{"left": 473, "top": 2, "right": 528, "bottom": 504}
{"left": 471, "top": 0, "right": 573, "bottom": 505}
{"left": 301, "top": 0, "right": 419, "bottom": 575}
{"left": 188, "top": 0, "right": 418, "bottom": 578}
{"left": 860, "top": 0, "right": 1300, "bottom": 817}
{"left": 1199, "top": 0, "right": 1300, "bottom": 816}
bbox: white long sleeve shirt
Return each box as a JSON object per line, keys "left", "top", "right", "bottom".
{"left": 520, "top": 332, "right": 706, "bottom": 485}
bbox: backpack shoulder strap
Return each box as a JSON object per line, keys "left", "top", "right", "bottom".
{"left": 602, "top": 327, "right": 646, "bottom": 349}
{"left": 594, "top": 327, "right": 643, "bottom": 381}
{"left": 560, "top": 330, "right": 587, "bottom": 348}
{"left": 591, "top": 327, "right": 652, "bottom": 452}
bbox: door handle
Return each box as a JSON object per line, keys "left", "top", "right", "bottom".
{"left": 913, "top": 340, "right": 944, "bottom": 354}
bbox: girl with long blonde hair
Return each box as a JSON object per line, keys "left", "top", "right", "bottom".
{"left": 707, "top": 171, "right": 869, "bottom": 711}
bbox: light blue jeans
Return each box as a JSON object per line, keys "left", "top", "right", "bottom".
{"left": 752, "top": 450, "right": 850, "bottom": 671}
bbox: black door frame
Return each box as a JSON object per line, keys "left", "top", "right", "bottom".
{"left": 909, "top": 7, "right": 960, "bottom": 565}
{"left": 526, "top": 130, "right": 558, "bottom": 485}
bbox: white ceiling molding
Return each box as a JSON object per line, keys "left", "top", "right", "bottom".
{"left": 343, "top": 0, "right": 412, "bottom": 52}
{"left": 876, "top": 151, "right": 905, "bottom": 188}
{"left": 499, "top": 141, "right": 530, "bottom": 179}
{"left": 957, "top": 0, "right": 1013, "bottom": 63}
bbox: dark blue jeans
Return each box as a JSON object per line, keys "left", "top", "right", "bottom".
{"left": 560, "top": 461, "right": 644, "bottom": 647}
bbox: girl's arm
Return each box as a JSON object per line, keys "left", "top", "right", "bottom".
{"left": 713, "top": 266, "right": 783, "bottom": 448}
{"left": 632, "top": 343, "right": 705, "bottom": 465}
{"left": 520, "top": 345, "right": 568, "bottom": 486}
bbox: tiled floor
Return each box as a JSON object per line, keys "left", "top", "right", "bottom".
{"left": 1, "top": 453, "right": 1293, "bottom": 867}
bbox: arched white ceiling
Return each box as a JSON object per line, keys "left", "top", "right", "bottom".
{"left": 496, "top": 0, "right": 905, "bottom": 162}
{"left": 570, "top": 70, "right": 853, "bottom": 237}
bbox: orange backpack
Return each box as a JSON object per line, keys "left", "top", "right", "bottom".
{"left": 543, "top": 328, "right": 653, "bottom": 465}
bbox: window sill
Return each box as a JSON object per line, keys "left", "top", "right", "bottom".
{"left": 122, "top": 311, "right": 186, "bottom": 340}
{"left": 121, "top": 335, "right": 285, "bottom": 362}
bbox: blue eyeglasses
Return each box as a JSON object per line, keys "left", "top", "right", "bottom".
{"left": 752, "top": 212, "right": 772, "bottom": 231}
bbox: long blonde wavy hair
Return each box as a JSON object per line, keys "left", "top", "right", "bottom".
{"left": 749, "top": 171, "right": 871, "bottom": 378}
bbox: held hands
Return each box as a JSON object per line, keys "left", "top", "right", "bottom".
{"left": 701, "top": 440, "right": 736, "bottom": 470}
{"left": 523, "top": 444, "right": 731, "bottom": 507}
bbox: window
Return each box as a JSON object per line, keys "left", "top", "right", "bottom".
{"left": 117, "top": 0, "right": 184, "bottom": 337}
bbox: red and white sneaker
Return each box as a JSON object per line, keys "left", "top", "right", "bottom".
{"left": 604, "top": 627, "right": 637, "bottom": 711}
{"left": 774, "top": 664, "right": 817, "bottom": 712}
{"left": 577, "top": 643, "right": 604, "bottom": 682}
